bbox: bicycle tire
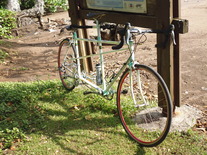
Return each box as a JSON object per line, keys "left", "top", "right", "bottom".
{"left": 58, "top": 38, "right": 78, "bottom": 91}
{"left": 117, "top": 64, "right": 172, "bottom": 147}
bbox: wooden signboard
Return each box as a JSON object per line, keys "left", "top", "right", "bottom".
{"left": 78, "top": 0, "right": 157, "bottom": 28}
{"left": 68, "top": 0, "right": 189, "bottom": 109}
{"left": 82, "top": 0, "right": 147, "bottom": 14}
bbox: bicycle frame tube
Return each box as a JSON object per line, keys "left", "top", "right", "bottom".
{"left": 96, "top": 21, "right": 106, "bottom": 90}
{"left": 73, "top": 31, "right": 81, "bottom": 76}
{"left": 104, "top": 38, "right": 135, "bottom": 94}
{"left": 71, "top": 22, "right": 136, "bottom": 95}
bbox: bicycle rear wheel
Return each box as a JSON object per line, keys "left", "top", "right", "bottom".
{"left": 117, "top": 64, "right": 172, "bottom": 147}
{"left": 58, "top": 38, "right": 78, "bottom": 91}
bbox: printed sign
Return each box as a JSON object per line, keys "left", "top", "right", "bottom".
{"left": 86, "top": 0, "right": 147, "bottom": 14}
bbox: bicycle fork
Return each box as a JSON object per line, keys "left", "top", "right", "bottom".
{"left": 127, "top": 37, "right": 148, "bottom": 107}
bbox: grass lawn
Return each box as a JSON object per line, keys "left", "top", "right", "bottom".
{"left": 0, "top": 80, "right": 206, "bottom": 154}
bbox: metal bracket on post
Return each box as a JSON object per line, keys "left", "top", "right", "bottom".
{"left": 172, "top": 19, "right": 189, "bottom": 34}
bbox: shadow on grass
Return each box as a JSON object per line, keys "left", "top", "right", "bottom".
{"left": 39, "top": 100, "right": 145, "bottom": 154}
{"left": 0, "top": 81, "right": 146, "bottom": 154}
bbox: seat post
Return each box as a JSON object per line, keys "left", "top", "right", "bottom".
{"left": 95, "top": 20, "right": 106, "bottom": 90}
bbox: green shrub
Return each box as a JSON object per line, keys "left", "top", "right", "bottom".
{"left": 20, "top": 0, "right": 35, "bottom": 10}
{"left": 0, "top": 9, "right": 16, "bottom": 39}
{"left": 19, "top": 0, "right": 69, "bottom": 12}
{"left": 44, "top": 0, "right": 68, "bottom": 13}
{"left": 0, "top": 0, "right": 7, "bottom": 8}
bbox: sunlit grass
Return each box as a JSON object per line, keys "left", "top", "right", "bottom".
{"left": 0, "top": 80, "right": 206, "bottom": 154}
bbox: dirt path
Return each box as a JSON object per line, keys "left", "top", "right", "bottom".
{"left": 180, "top": 0, "right": 207, "bottom": 112}
{"left": 0, "top": 0, "right": 206, "bottom": 114}
{"left": 0, "top": 11, "right": 70, "bottom": 82}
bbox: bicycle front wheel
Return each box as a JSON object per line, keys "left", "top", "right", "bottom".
{"left": 58, "top": 38, "right": 78, "bottom": 91}
{"left": 117, "top": 64, "right": 172, "bottom": 147}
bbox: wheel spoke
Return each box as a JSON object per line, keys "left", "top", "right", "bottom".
{"left": 117, "top": 65, "right": 172, "bottom": 147}
{"left": 58, "top": 39, "right": 78, "bottom": 91}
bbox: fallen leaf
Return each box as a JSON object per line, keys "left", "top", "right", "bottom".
{"left": 6, "top": 117, "right": 12, "bottom": 121}
{"left": 10, "top": 145, "right": 16, "bottom": 151}
{"left": 85, "top": 115, "right": 92, "bottom": 120}
{"left": 196, "top": 128, "right": 206, "bottom": 132}
{"left": 74, "top": 106, "right": 80, "bottom": 111}
{"left": 7, "top": 102, "right": 13, "bottom": 106}
{"left": 14, "top": 138, "right": 21, "bottom": 143}
{"left": 0, "top": 142, "right": 3, "bottom": 148}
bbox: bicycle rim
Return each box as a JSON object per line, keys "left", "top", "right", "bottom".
{"left": 58, "top": 38, "right": 78, "bottom": 91}
{"left": 117, "top": 64, "right": 172, "bottom": 147}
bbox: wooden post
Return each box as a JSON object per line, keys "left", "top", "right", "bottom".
{"left": 68, "top": 0, "right": 93, "bottom": 72}
{"left": 156, "top": 0, "right": 174, "bottom": 111}
{"left": 173, "top": 0, "right": 181, "bottom": 108}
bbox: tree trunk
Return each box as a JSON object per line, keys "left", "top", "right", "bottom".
{"left": 35, "top": 0, "right": 44, "bottom": 15}
{"left": 16, "top": 0, "right": 45, "bottom": 28}
{"left": 7, "top": 0, "right": 21, "bottom": 12}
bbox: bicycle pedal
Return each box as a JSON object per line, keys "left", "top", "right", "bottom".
{"left": 121, "top": 89, "right": 128, "bottom": 94}
{"left": 83, "top": 91, "right": 93, "bottom": 95}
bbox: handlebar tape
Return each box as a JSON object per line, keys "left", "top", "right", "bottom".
{"left": 65, "top": 25, "right": 93, "bottom": 30}
{"left": 112, "top": 34, "right": 125, "bottom": 50}
{"left": 112, "top": 23, "right": 130, "bottom": 50}
{"left": 65, "top": 24, "right": 115, "bottom": 31}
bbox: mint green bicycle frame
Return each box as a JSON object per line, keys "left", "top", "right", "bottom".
{"left": 71, "top": 21, "right": 136, "bottom": 97}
